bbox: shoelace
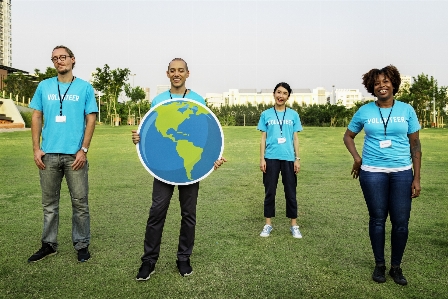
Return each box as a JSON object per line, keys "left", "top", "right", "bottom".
{"left": 262, "top": 226, "right": 271, "bottom": 233}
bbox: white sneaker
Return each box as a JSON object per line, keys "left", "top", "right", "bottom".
{"left": 290, "top": 226, "right": 302, "bottom": 239}
{"left": 260, "top": 224, "right": 273, "bottom": 237}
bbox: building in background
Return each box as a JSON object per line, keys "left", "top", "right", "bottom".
{"left": 0, "top": 0, "right": 12, "bottom": 67}
{"left": 156, "top": 85, "right": 170, "bottom": 96}
{"left": 333, "top": 89, "right": 364, "bottom": 108}
{"left": 143, "top": 87, "right": 150, "bottom": 101}
{"left": 206, "top": 87, "right": 341, "bottom": 108}
{"left": 399, "top": 75, "right": 412, "bottom": 94}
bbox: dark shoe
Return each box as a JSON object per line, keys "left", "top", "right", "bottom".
{"left": 176, "top": 259, "right": 193, "bottom": 277}
{"left": 28, "top": 243, "right": 57, "bottom": 263}
{"left": 372, "top": 265, "right": 386, "bottom": 283}
{"left": 389, "top": 267, "right": 407, "bottom": 285}
{"left": 77, "top": 247, "right": 91, "bottom": 262}
{"left": 136, "top": 261, "right": 156, "bottom": 281}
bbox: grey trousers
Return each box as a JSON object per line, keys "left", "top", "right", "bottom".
{"left": 141, "top": 178, "right": 199, "bottom": 263}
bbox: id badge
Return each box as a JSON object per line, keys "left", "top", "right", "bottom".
{"left": 278, "top": 137, "right": 286, "bottom": 144}
{"left": 56, "top": 115, "right": 66, "bottom": 123}
{"left": 379, "top": 140, "right": 392, "bottom": 148}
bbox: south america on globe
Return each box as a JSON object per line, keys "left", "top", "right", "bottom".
{"left": 137, "top": 99, "right": 224, "bottom": 185}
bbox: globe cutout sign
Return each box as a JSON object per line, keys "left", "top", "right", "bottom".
{"left": 137, "top": 98, "right": 224, "bottom": 185}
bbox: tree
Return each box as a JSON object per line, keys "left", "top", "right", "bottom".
{"left": 91, "top": 64, "right": 131, "bottom": 125}
{"left": 34, "top": 67, "right": 58, "bottom": 81}
{"left": 2, "top": 67, "right": 58, "bottom": 102}
{"left": 2, "top": 72, "right": 36, "bottom": 101}
{"left": 124, "top": 84, "right": 147, "bottom": 120}
{"left": 396, "top": 74, "right": 448, "bottom": 127}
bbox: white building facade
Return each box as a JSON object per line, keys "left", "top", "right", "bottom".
{"left": 334, "top": 89, "right": 364, "bottom": 108}
{"left": 206, "top": 87, "right": 343, "bottom": 108}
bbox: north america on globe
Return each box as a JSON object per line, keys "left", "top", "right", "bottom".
{"left": 154, "top": 101, "right": 208, "bottom": 180}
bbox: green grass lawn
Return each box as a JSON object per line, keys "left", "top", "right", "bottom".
{"left": 0, "top": 126, "right": 447, "bottom": 299}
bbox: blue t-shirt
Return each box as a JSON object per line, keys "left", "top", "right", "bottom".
{"left": 257, "top": 107, "right": 303, "bottom": 162}
{"left": 347, "top": 100, "right": 420, "bottom": 168}
{"left": 151, "top": 89, "right": 205, "bottom": 108}
{"left": 29, "top": 77, "right": 98, "bottom": 154}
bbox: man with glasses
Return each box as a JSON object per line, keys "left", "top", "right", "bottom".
{"left": 28, "top": 45, "right": 98, "bottom": 263}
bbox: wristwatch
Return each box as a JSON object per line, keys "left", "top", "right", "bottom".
{"left": 81, "top": 147, "right": 89, "bottom": 153}
{"left": 295, "top": 157, "right": 300, "bottom": 161}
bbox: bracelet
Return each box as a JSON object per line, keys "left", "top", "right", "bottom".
{"left": 295, "top": 157, "right": 300, "bottom": 161}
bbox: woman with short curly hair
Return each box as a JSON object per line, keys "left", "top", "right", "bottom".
{"left": 343, "top": 65, "right": 421, "bottom": 285}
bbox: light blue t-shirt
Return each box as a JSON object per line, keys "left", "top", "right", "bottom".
{"left": 257, "top": 107, "right": 303, "bottom": 162}
{"left": 29, "top": 77, "right": 98, "bottom": 154}
{"left": 151, "top": 89, "right": 205, "bottom": 108}
{"left": 347, "top": 100, "right": 420, "bottom": 168}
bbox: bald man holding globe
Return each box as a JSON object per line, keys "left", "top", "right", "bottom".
{"left": 132, "top": 58, "right": 226, "bottom": 281}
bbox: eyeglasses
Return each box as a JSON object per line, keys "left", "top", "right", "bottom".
{"left": 50, "top": 55, "right": 71, "bottom": 63}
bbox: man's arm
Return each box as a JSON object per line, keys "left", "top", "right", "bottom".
{"left": 31, "top": 110, "right": 46, "bottom": 170}
{"left": 71, "top": 113, "right": 97, "bottom": 170}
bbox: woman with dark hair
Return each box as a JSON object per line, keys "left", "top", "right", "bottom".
{"left": 343, "top": 65, "right": 421, "bottom": 285}
{"left": 257, "top": 82, "right": 303, "bottom": 239}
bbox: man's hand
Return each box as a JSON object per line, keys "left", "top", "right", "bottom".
{"left": 33, "top": 149, "right": 46, "bottom": 170}
{"left": 214, "top": 157, "right": 227, "bottom": 170}
{"left": 71, "top": 150, "right": 87, "bottom": 170}
{"left": 132, "top": 130, "right": 140, "bottom": 145}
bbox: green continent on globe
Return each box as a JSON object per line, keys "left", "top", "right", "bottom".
{"left": 154, "top": 101, "right": 209, "bottom": 180}
{"left": 176, "top": 140, "right": 204, "bottom": 180}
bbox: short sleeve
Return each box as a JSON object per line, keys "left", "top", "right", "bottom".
{"left": 85, "top": 84, "right": 99, "bottom": 115}
{"left": 293, "top": 112, "right": 303, "bottom": 132}
{"left": 257, "top": 112, "right": 267, "bottom": 132}
{"left": 407, "top": 105, "right": 421, "bottom": 134}
{"left": 347, "top": 109, "right": 364, "bottom": 134}
{"left": 29, "top": 83, "right": 43, "bottom": 111}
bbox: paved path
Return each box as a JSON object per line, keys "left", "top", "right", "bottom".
{"left": 0, "top": 128, "right": 31, "bottom": 133}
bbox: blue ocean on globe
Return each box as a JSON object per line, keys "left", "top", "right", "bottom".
{"left": 137, "top": 99, "right": 224, "bottom": 185}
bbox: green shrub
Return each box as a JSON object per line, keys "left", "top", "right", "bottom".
{"left": 20, "top": 111, "right": 33, "bottom": 128}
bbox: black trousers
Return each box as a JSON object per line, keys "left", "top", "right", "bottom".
{"left": 142, "top": 178, "right": 199, "bottom": 263}
{"left": 263, "top": 158, "right": 298, "bottom": 219}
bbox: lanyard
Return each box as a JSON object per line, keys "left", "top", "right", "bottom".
{"left": 169, "top": 89, "right": 188, "bottom": 99}
{"left": 273, "top": 107, "right": 286, "bottom": 136}
{"left": 57, "top": 76, "right": 75, "bottom": 116}
{"left": 377, "top": 100, "right": 394, "bottom": 138}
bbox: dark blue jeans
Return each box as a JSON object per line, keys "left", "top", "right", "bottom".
{"left": 359, "top": 169, "right": 413, "bottom": 266}
{"left": 263, "top": 158, "right": 297, "bottom": 219}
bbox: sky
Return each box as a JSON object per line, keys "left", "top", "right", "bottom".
{"left": 11, "top": 0, "right": 448, "bottom": 99}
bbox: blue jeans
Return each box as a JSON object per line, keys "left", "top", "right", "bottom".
{"left": 39, "top": 154, "right": 90, "bottom": 250}
{"left": 359, "top": 169, "right": 413, "bottom": 266}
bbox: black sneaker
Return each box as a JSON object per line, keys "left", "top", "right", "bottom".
{"left": 389, "top": 267, "right": 407, "bottom": 285}
{"left": 176, "top": 259, "right": 193, "bottom": 277}
{"left": 136, "top": 261, "right": 156, "bottom": 281}
{"left": 28, "top": 243, "right": 57, "bottom": 263}
{"left": 372, "top": 265, "right": 386, "bottom": 283}
{"left": 77, "top": 247, "right": 91, "bottom": 262}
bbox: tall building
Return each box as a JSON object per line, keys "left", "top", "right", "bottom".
{"left": 0, "top": 0, "right": 12, "bottom": 67}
